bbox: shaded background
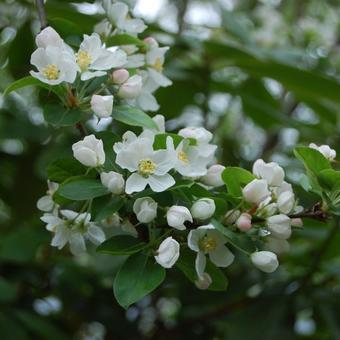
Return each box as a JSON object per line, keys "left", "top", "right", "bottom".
{"left": 0, "top": 0, "right": 340, "bottom": 339}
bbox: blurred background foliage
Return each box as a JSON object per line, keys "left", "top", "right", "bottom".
{"left": 0, "top": 0, "right": 340, "bottom": 339}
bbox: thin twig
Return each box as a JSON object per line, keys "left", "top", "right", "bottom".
{"left": 35, "top": 0, "right": 48, "bottom": 30}
{"left": 75, "top": 122, "right": 86, "bottom": 137}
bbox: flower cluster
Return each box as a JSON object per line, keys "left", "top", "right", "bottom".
{"left": 30, "top": 0, "right": 172, "bottom": 116}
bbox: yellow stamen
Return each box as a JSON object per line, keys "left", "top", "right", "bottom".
{"left": 76, "top": 50, "right": 92, "bottom": 71}
{"left": 178, "top": 151, "right": 189, "bottom": 164}
{"left": 138, "top": 159, "right": 156, "bottom": 177}
{"left": 199, "top": 236, "right": 217, "bottom": 252}
{"left": 153, "top": 58, "right": 163, "bottom": 72}
{"left": 42, "top": 64, "right": 59, "bottom": 80}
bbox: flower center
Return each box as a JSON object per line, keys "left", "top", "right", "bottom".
{"left": 153, "top": 58, "right": 163, "bottom": 72}
{"left": 178, "top": 151, "right": 189, "bottom": 164}
{"left": 42, "top": 64, "right": 59, "bottom": 80}
{"left": 138, "top": 159, "right": 156, "bottom": 177}
{"left": 199, "top": 236, "right": 217, "bottom": 252}
{"left": 76, "top": 50, "right": 92, "bottom": 71}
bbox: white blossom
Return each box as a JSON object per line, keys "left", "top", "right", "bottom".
{"left": 100, "top": 171, "right": 125, "bottom": 194}
{"left": 115, "top": 136, "right": 176, "bottom": 194}
{"left": 251, "top": 251, "right": 279, "bottom": 273}
{"left": 133, "top": 197, "right": 157, "bottom": 223}
{"left": 188, "top": 224, "right": 234, "bottom": 279}
{"left": 37, "top": 181, "right": 58, "bottom": 213}
{"left": 30, "top": 46, "right": 77, "bottom": 85}
{"left": 118, "top": 74, "right": 143, "bottom": 99}
{"left": 223, "top": 209, "right": 241, "bottom": 225}
{"left": 200, "top": 164, "right": 225, "bottom": 187}
{"left": 77, "top": 33, "right": 126, "bottom": 80}
{"left": 191, "top": 198, "right": 216, "bottom": 220}
{"left": 154, "top": 237, "right": 180, "bottom": 268}
{"left": 112, "top": 68, "right": 129, "bottom": 84}
{"left": 277, "top": 191, "right": 295, "bottom": 214}
{"left": 267, "top": 214, "right": 291, "bottom": 240}
{"left": 195, "top": 272, "right": 212, "bottom": 290}
{"left": 166, "top": 205, "right": 193, "bottom": 230}
{"left": 236, "top": 213, "right": 252, "bottom": 232}
{"left": 242, "top": 179, "right": 270, "bottom": 205}
{"left": 253, "top": 159, "right": 285, "bottom": 187}
{"left": 91, "top": 95, "right": 113, "bottom": 118}
{"left": 309, "top": 143, "right": 336, "bottom": 161}
{"left": 72, "top": 135, "right": 105, "bottom": 167}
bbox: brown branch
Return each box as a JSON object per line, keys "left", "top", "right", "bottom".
{"left": 35, "top": 0, "right": 48, "bottom": 30}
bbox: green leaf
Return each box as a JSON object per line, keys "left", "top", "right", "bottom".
{"left": 97, "top": 235, "right": 147, "bottom": 255}
{"left": 3, "top": 76, "right": 63, "bottom": 97}
{"left": 0, "top": 277, "right": 17, "bottom": 303}
{"left": 43, "top": 103, "right": 82, "bottom": 126}
{"left": 57, "top": 177, "right": 109, "bottom": 201}
{"left": 294, "top": 146, "right": 331, "bottom": 176}
{"left": 47, "top": 158, "right": 86, "bottom": 183}
{"left": 153, "top": 133, "right": 197, "bottom": 150}
{"left": 93, "top": 195, "right": 124, "bottom": 222}
{"left": 222, "top": 167, "right": 255, "bottom": 197}
{"left": 211, "top": 219, "right": 256, "bottom": 253}
{"left": 318, "top": 169, "right": 340, "bottom": 191}
{"left": 176, "top": 249, "right": 228, "bottom": 291}
{"left": 114, "top": 253, "right": 165, "bottom": 308}
{"left": 106, "top": 34, "right": 145, "bottom": 48}
{"left": 112, "top": 105, "right": 158, "bottom": 129}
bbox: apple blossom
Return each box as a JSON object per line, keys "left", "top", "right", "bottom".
{"left": 115, "top": 136, "right": 176, "bottom": 194}
{"left": 154, "top": 237, "right": 180, "bottom": 268}
{"left": 309, "top": 143, "right": 336, "bottom": 161}
{"left": 277, "top": 191, "right": 295, "bottom": 214}
{"left": 72, "top": 135, "right": 105, "bottom": 167}
{"left": 76, "top": 33, "right": 126, "bottom": 80}
{"left": 112, "top": 68, "right": 129, "bottom": 84}
{"left": 253, "top": 159, "right": 285, "bottom": 187}
{"left": 250, "top": 251, "right": 279, "bottom": 273}
{"left": 100, "top": 171, "right": 125, "bottom": 194}
{"left": 188, "top": 224, "right": 234, "bottom": 279}
{"left": 133, "top": 197, "right": 158, "bottom": 223}
{"left": 291, "top": 218, "right": 303, "bottom": 227}
{"left": 30, "top": 46, "right": 78, "bottom": 85}
{"left": 37, "top": 181, "right": 58, "bottom": 213}
{"left": 195, "top": 273, "right": 212, "bottom": 290}
{"left": 236, "top": 213, "right": 252, "bottom": 232}
{"left": 200, "top": 164, "right": 225, "bottom": 187}
{"left": 242, "top": 179, "right": 271, "bottom": 204}
{"left": 91, "top": 95, "right": 113, "bottom": 118}
{"left": 223, "top": 209, "right": 241, "bottom": 225}
{"left": 267, "top": 214, "right": 292, "bottom": 240}
{"left": 166, "top": 205, "right": 193, "bottom": 230}
{"left": 191, "top": 198, "right": 216, "bottom": 220}
{"left": 118, "top": 74, "right": 143, "bottom": 99}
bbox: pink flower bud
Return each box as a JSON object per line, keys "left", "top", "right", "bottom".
{"left": 236, "top": 213, "right": 252, "bottom": 232}
{"left": 112, "top": 69, "right": 129, "bottom": 84}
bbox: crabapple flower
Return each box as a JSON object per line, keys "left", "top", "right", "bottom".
{"left": 223, "top": 209, "right": 241, "bottom": 225}
{"left": 309, "top": 143, "right": 336, "bottom": 161}
{"left": 30, "top": 46, "right": 77, "bottom": 85}
{"left": 253, "top": 159, "right": 285, "bottom": 187}
{"left": 154, "top": 237, "right": 180, "bottom": 268}
{"left": 72, "top": 135, "right": 105, "bottom": 167}
{"left": 76, "top": 33, "right": 126, "bottom": 80}
{"left": 41, "top": 210, "right": 105, "bottom": 256}
{"left": 115, "top": 136, "right": 176, "bottom": 194}
{"left": 277, "top": 191, "right": 295, "bottom": 214}
{"left": 166, "top": 205, "right": 193, "bottom": 230}
{"left": 35, "top": 27, "right": 68, "bottom": 50}
{"left": 37, "top": 181, "right": 58, "bottom": 212}
{"left": 133, "top": 197, "right": 157, "bottom": 223}
{"left": 267, "top": 214, "right": 291, "bottom": 240}
{"left": 104, "top": 1, "right": 146, "bottom": 34}
{"left": 188, "top": 224, "right": 234, "bottom": 279}
{"left": 100, "top": 171, "right": 125, "bottom": 194}
{"left": 236, "top": 213, "right": 252, "bottom": 232}
{"left": 250, "top": 251, "right": 279, "bottom": 273}
{"left": 118, "top": 74, "right": 143, "bottom": 99}
{"left": 191, "top": 198, "right": 216, "bottom": 220}
{"left": 242, "top": 179, "right": 270, "bottom": 205}
{"left": 112, "top": 68, "right": 129, "bottom": 84}
{"left": 200, "top": 164, "right": 225, "bottom": 187}
{"left": 91, "top": 95, "right": 113, "bottom": 118}
{"left": 94, "top": 20, "right": 112, "bottom": 39}
{"left": 291, "top": 218, "right": 303, "bottom": 227}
